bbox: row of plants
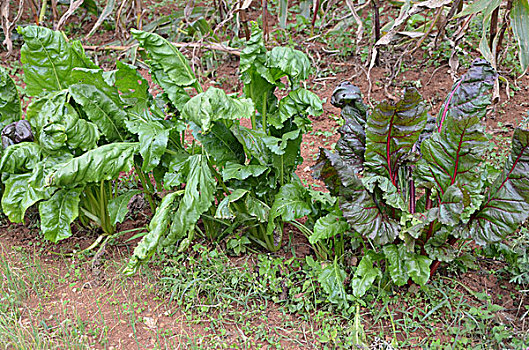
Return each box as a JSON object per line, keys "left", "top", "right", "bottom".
{"left": 0, "top": 23, "right": 528, "bottom": 305}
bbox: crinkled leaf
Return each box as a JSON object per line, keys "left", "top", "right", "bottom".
{"left": 18, "top": 26, "right": 96, "bottom": 96}
{"left": 163, "top": 155, "right": 216, "bottom": 244}
{"left": 267, "top": 181, "right": 311, "bottom": 235}
{"left": 39, "top": 188, "right": 81, "bottom": 242}
{"left": 222, "top": 162, "right": 268, "bottom": 181}
{"left": 112, "top": 61, "right": 150, "bottom": 113}
{"left": 265, "top": 46, "right": 311, "bottom": 85}
{"left": 383, "top": 245, "right": 408, "bottom": 286}
{"left": 270, "top": 88, "right": 323, "bottom": 129}
{"left": 318, "top": 260, "right": 349, "bottom": 307}
{"left": 316, "top": 150, "right": 400, "bottom": 245}
{"left": 66, "top": 119, "right": 100, "bottom": 151}
{"left": 331, "top": 82, "right": 368, "bottom": 173}
{"left": 125, "top": 118, "right": 168, "bottom": 172}
{"left": 438, "top": 185, "right": 465, "bottom": 225}
{"left": 310, "top": 213, "right": 349, "bottom": 244}
{"left": 424, "top": 228, "right": 457, "bottom": 262}
{"left": 2, "top": 169, "right": 56, "bottom": 223}
{"left": 1, "top": 120, "right": 35, "bottom": 149}
{"left": 132, "top": 29, "right": 196, "bottom": 88}
{"left": 437, "top": 59, "right": 497, "bottom": 131}
{"left": 108, "top": 190, "right": 143, "bottom": 225}
{"left": 416, "top": 112, "right": 488, "bottom": 198}
{"left": 466, "top": 128, "right": 529, "bottom": 245}
{"left": 0, "top": 66, "right": 21, "bottom": 128}
{"left": 48, "top": 142, "right": 138, "bottom": 186}
{"left": 231, "top": 125, "right": 270, "bottom": 165}
{"left": 245, "top": 195, "right": 270, "bottom": 223}
{"left": 182, "top": 87, "right": 254, "bottom": 133}
{"left": 362, "top": 175, "right": 407, "bottom": 211}
{"left": 194, "top": 122, "right": 245, "bottom": 167}
{"left": 69, "top": 69, "right": 129, "bottom": 142}
{"left": 124, "top": 191, "right": 181, "bottom": 275}
{"left": 0, "top": 142, "right": 41, "bottom": 173}
{"left": 351, "top": 255, "right": 380, "bottom": 297}
{"left": 365, "top": 88, "right": 427, "bottom": 186}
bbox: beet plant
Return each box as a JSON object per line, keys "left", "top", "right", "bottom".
{"left": 315, "top": 60, "right": 529, "bottom": 295}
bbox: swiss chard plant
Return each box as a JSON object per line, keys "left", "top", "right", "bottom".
{"left": 124, "top": 23, "right": 337, "bottom": 274}
{"left": 0, "top": 26, "right": 179, "bottom": 245}
{"left": 315, "top": 59, "right": 529, "bottom": 296}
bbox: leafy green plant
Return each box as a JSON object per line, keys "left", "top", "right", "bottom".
{"left": 124, "top": 22, "right": 331, "bottom": 273}
{"left": 315, "top": 59, "right": 529, "bottom": 295}
{"left": 0, "top": 26, "right": 170, "bottom": 244}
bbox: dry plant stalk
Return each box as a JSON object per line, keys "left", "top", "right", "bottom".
{"left": 1, "top": 0, "right": 24, "bottom": 57}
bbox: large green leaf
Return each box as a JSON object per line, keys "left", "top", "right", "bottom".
{"left": 163, "top": 155, "right": 216, "bottom": 244}
{"left": 132, "top": 29, "right": 195, "bottom": 109}
{"left": 132, "top": 29, "right": 196, "bottom": 87}
{"left": 125, "top": 118, "right": 168, "bottom": 172}
{"left": 511, "top": 0, "right": 529, "bottom": 71}
{"left": 215, "top": 189, "right": 249, "bottom": 220}
{"left": 66, "top": 119, "right": 100, "bottom": 152}
{"left": 108, "top": 190, "right": 143, "bottom": 225}
{"left": 310, "top": 213, "right": 350, "bottom": 244}
{"left": 265, "top": 46, "right": 311, "bottom": 85}
{"left": 231, "top": 125, "right": 270, "bottom": 165}
{"left": 404, "top": 252, "right": 432, "bottom": 286}
{"left": 0, "top": 66, "right": 21, "bottom": 128}
{"left": 69, "top": 69, "right": 129, "bottom": 142}
{"left": 383, "top": 245, "right": 408, "bottom": 286}
{"left": 0, "top": 142, "right": 41, "bottom": 173}
{"left": 2, "top": 167, "right": 56, "bottom": 223}
{"left": 194, "top": 122, "right": 245, "bottom": 167}
{"left": 270, "top": 88, "right": 322, "bottom": 130}
{"left": 466, "top": 128, "right": 529, "bottom": 244}
{"left": 47, "top": 142, "right": 138, "bottom": 186}
{"left": 267, "top": 181, "right": 311, "bottom": 235}
{"left": 351, "top": 255, "right": 380, "bottom": 297}
{"left": 365, "top": 88, "right": 427, "bottom": 186}
{"left": 221, "top": 162, "right": 268, "bottom": 181}
{"left": 39, "top": 188, "right": 81, "bottom": 242}
{"left": 18, "top": 26, "right": 97, "bottom": 96}
{"left": 182, "top": 87, "right": 254, "bottom": 132}
{"left": 124, "top": 191, "right": 181, "bottom": 275}
{"left": 318, "top": 260, "right": 349, "bottom": 307}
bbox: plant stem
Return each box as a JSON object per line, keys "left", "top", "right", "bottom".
{"left": 134, "top": 161, "right": 156, "bottom": 213}
{"left": 373, "top": 0, "right": 381, "bottom": 66}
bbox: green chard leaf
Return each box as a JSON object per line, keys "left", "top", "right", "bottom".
{"left": 511, "top": 0, "right": 529, "bottom": 71}
{"left": 18, "top": 26, "right": 97, "bottom": 96}
{"left": 271, "top": 88, "right": 323, "bottom": 130}
{"left": 194, "top": 122, "right": 245, "bottom": 167}
{"left": 182, "top": 87, "right": 254, "bottom": 132}
{"left": 39, "top": 188, "right": 81, "bottom": 242}
{"left": 267, "top": 181, "right": 312, "bottom": 235}
{"left": 0, "top": 66, "right": 21, "bottom": 128}
{"left": 351, "top": 255, "right": 381, "bottom": 297}
{"left": 221, "top": 162, "right": 268, "bottom": 181}
{"left": 265, "top": 46, "right": 311, "bottom": 85}
{"left": 69, "top": 69, "right": 129, "bottom": 142}
{"left": 108, "top": 190, "right": 143, "bottom": 225}
{"left": 318, "top": 260, "right": 349, "bottom": 307}
{"left": 310, "top": 213, "right": 350, "bottom": 244}
{"left": 132, "top": 29, "right": 195, "bottom": 109}
{"left": 163, "top": 155, "right": 216, "bottom": 244}
{"left": 0, "top": 142, "right": 42, "bottom": 173}
{"left": 125, "top": 191, "right": 181, "bottom": 275}
{"left": 125, "top": 117, "right": 169, "bottom": 172}
{"left": 47, "top": 142, "right": 138, "bottom": 186}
